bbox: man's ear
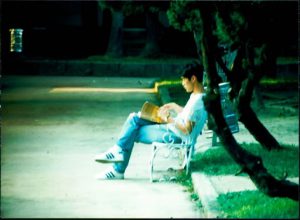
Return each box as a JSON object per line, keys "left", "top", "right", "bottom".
{"left": 191, "top": 75, "right": 197, "bottom": 83}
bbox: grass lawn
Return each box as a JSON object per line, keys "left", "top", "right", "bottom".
{"left": 191, "top": 143, "right": 299, "bottom": 178}
{"left": 191, "top": 143, "right": 299, "bottom": 218}
{"left": 218, "top": 190, "right": 299, "bottom": 219}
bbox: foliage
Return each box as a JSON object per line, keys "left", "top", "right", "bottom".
{"left": 98, "top": 0, "right": 168, "bottom": 16}
{"left": 166, "top": 1, "right": 289, "bottom": 77}
{"left": 218, "top": 190, "right": 299, "bottom": 218}
{"left": 214, "top": 9, "right": 246, "bottom": 47}
{"left": 98, "top": 0, "right": 124, "bottom": 12}
{"left": 122, "top": 2, "right": 144, "bottom": 16}
{"left": 167, "top": 1, "right": 247, "bottom": 43}
{"left": 167, "top": 1, "right": 202, "bottom": 32}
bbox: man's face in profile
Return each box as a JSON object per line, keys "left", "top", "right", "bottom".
{"left": 181, "top": 76, "right": 194, "bottom": 93}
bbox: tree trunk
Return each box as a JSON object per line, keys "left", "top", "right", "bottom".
{"left": 140, "top": 12, "right": 161, "bottom": 57}
{"left": 199, "top": 6, "right": 298, "bottom": 201}
{"left": 237, "top": 76, "right": 282, "bottom": 150}
{"left": 106, "top": 10, "right": 124, "bottom": 57}
{"left": 233, "top": 43, "right": 282, "bottom": 150}
{"left": 193, "top": 30, "right": 202, "bottom": 61}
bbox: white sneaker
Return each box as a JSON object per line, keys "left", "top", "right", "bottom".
{"left": 94, "top": 145, "right": 124, "bottom": 163}
{"left": 95, "top": 166, "right": 124, "bottom": 180}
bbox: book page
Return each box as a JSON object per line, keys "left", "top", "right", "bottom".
{"left": 140, "top": 101, "right": 165, "bottom": 123}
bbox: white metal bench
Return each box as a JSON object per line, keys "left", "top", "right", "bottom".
{"left": 149, "top": 82, "right": 239, "bottom": 182}
{"left": 149, "top": 134, "right": 200, "bottom": 182}
{"left": 149, "top": 116, "right": 204, "bottom": 182}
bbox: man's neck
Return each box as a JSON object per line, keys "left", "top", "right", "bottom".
{"left": 193, "top": 83, "right": 204, "bottom": 94}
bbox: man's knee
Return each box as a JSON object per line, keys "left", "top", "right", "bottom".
{"left": 128, "top": 112, "right": 138, "bottom": 120}
{"left": 126, "top": 112, "right": 140, "bottom": 124}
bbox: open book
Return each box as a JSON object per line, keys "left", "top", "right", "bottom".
{"left": 140, "top": 101, "right": 165, "bottom": 124}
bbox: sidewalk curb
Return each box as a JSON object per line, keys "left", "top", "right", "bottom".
{"left": 191, "top": 172, "right": 221, "bottom": 218}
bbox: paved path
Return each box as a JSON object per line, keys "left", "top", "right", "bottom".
{"left": 1, "top": 76, "right": 203, "bottom": 218}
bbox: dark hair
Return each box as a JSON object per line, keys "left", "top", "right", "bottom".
{"left": 181, "top": 61, "right": 204, "bottom": 82}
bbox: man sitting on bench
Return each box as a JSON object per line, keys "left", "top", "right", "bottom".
{"left": 94, "top": 62, "right": 207, "bottom": 180}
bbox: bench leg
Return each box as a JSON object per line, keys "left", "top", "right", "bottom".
{"left": 185, "top": 145, "right": 194, "bottom": 175}
{"left": 150, "top": 144, "right": 162, "bottom": 182}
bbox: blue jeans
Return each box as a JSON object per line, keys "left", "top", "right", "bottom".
{"left": 113, "top": 112, "right": 182, "bottom": 173}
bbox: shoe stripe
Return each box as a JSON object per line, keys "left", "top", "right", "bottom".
{"left": 106, "top": 153, "right": 115, "bottom": 160}
{"left": 110, "top": 172, "right": 115, "bottom": 178}
{"left": 106, "top": 171, "right": 115, "bottom": 179}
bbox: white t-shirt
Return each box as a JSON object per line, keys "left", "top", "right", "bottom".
{"left": 168, "top": 93, "right": 207, "bottom": 142}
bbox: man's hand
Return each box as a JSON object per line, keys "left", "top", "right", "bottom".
{"left": 159, "top": 102, "right": 194, "bottom": 134}
{"left": 158, "top": 106, "right": 170, "bottom": 122}
{"left": 160, "top": 102, "right": 183, "bottom": 114}
{"left": 158, "top": 102, "right": 183, "bottom": 123}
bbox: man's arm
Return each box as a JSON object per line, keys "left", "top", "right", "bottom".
{"left": 158, "top": 102, "right": 196, "bottom": 134}
{"left": 166, "top": 117, "right": 195, "bottom": 135}
{"left": 158, "top": 107, "right": 195, "bottom": 135}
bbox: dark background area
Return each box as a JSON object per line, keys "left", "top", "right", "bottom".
{"left": 2, "top": 1, "right": 113, "bottom": 59}
{"left": 0, "top": 1, "right": 298, "bottom": 77}
{"left": 0, "top": 0, "right": 298, "bottom": 76}
{"left": 1, "top": 0, "right": 198, "bottom": 60}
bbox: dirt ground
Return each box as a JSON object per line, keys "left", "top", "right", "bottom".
{"left": 248, "top": 89, "right": 298, "bottom": 146}
{"left": 1, "top": 76, "right": 205, "bottom": 218}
